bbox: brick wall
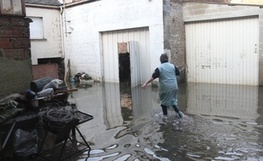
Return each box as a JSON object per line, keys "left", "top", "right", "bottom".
{"left": 0, "top": 15, "right": 32, "bottom": 98}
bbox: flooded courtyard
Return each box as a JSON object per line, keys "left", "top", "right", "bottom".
{"left": 68, "top": 82, "right": 263, "bottom": 161}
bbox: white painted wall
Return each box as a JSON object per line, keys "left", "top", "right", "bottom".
{"left": 63, "top": 0, "right": 164, "bottom": 82}
{"left": 26, "top": 7, "right": 62, "bottom": 65}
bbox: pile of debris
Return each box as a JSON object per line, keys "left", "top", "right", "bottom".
{"left": 0, "top": 77, "right": 80, "bottom": 161}
{"left": 73, "top": 72, "right": 92, "bottom": 82}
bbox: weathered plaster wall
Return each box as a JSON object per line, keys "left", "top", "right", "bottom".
{"left": 0, "top": 16, "right": 32, "bottom": 98}
{"left": 183, "top": 2, "right": 260, "bottom": 22}
{"left": 163, "top": 0, "right": 186, "bottom": 83}
{"left": 0, "top": 58, "right": 32, "bottom": 97}
{"left": 63, "top": 0, "right": 164, "bottom": 82}
{"left": 26, "top": 7, "right": 62, "bottom": 65}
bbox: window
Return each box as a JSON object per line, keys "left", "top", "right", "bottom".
{"left": 29, "top": 17, "right": 44, "bottom": 40}
{"left": 0, "top": 0, "right": 24, "bottom": 15}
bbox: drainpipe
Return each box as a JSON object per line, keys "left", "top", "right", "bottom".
{"left": 60, "top": 0, "right": 68, "bottom": 83}
{"left": 60, "top": 2, "right": 65, "bottom": 59}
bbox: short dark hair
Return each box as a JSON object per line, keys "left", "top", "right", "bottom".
{"left": 160, "top": 53, "right": 168, "bottom": 63}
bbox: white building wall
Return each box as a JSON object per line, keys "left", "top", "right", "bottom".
{"left": 26, "top": 7, "right": 62, "bottom": 65}
{"left": 63, "top": 0, "right": 164, "bottom": 82}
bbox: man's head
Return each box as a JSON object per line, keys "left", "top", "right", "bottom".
{"left": 160, "top": 53, "right": 168, "bottom": 63}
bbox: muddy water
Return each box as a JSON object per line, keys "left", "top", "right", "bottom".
{"left": 68, "top": 82, "right": 263, "bottom": 161}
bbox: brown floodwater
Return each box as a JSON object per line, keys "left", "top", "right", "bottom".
{"left": 67, "top": 82, "right": 263, "bottom": 161}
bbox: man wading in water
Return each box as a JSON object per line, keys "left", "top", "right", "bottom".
{"left": 141, "top": 53, "right": 182, "bottom": 120}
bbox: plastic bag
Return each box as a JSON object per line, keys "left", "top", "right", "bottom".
{"left": 43, "top": 79, "right": 63, "bottom": 90}
{"left": 37, "top": 88, "right": 54, "bottom": 97}
{"left": 13, "top": 129, "right": 38, "bottom": 158}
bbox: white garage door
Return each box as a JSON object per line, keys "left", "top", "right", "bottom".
{"left": 185, "top": 17, "right": 259, "bottom": 85}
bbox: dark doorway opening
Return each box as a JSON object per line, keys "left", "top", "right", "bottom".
{"left": 119, "top": 52, "right": 132, "bottom": 121}
{"left": 118, "top": 42, "right": 132, "bottom": 121}
{"left": 119, "top": 52, "right": 131, "bottom": 84}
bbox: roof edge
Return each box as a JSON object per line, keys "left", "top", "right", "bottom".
{"left": 64, "top": 0, "right": 99, "bottom": 8}
{"left": 25, "top": 3, "right": 61, "bottom": 9}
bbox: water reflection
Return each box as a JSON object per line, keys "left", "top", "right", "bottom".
{"left": 102, "top": 83, "right": 123, "bottom": 128}
{"left": 68, "top": 82, "right": 263, "bottom": 161}
{"left": 186, "top": 83, "right": 259, "bottom": 121}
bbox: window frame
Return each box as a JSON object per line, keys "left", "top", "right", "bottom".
{"left": 29, "top": 16, "right": 45, "bottom": 40}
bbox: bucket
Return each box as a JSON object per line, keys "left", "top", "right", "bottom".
{"left": 30, "top": 77, "right": 52, "bottom": 93}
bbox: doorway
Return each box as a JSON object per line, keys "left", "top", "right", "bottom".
{"left": 118, "top": 42, "right": 132, "bottom": 121}
{"left": 119, "top": 52, "right": 131, "bottom": 84}
{"left": 101, "top": 28, "right": 150, "bottom": 84}
{"left": 118, "top": 42, "right": 132, "bottom": 86}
